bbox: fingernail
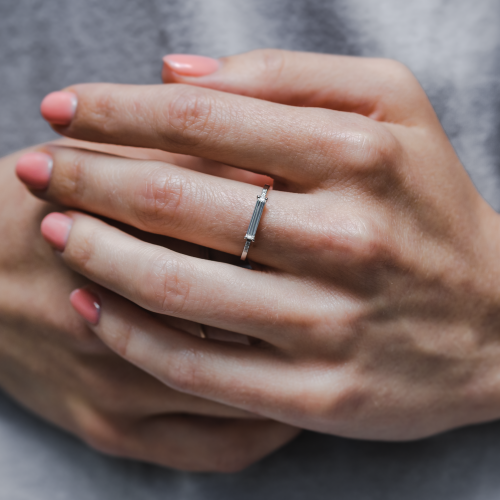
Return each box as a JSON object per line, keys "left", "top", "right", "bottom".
{"left": 162, "top": 54, "right": 220, "bottom": 77}
{"left": 70, "top": 288, "right": 101, "bottom": 325}
{"left": 40, "top": 213, "right": 73, "bottom": 252}
{"left": 40, "top": 91, "right": 77, "bottom": 125}
{"left": 15, "top": 152, "right": 53, "bottom": 190}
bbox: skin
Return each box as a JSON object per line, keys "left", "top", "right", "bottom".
{"left": 18, "top": 49, "right": 500, "bottom": 444}
{"left": 0, "top": 141, "right": 299, "bottom": 473}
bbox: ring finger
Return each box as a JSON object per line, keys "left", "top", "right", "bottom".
{"left": 18, "top": 146, "right": 325, "bottom": 269}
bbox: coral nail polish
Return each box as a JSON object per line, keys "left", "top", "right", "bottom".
{"left": 70, "top": 288, "right": 101, "bottom": 325}
{"left": 40, "top": 213, "right": 73, "bottom": 252}
{"left": 40, "top": 91, "right": 77, "bottom": 125}
{"left": 162, "top": 54, "right": 220, "bottom": 77}
{"left": 15, "top": 152, "right": 53, "bottom": 190}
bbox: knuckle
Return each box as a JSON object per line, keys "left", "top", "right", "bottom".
{"left": 147, "top": 254, "right": 193, "bottom": 315}
{"left": 352, "top": 126, "right": 399, "bottom": 172}
{"left": 108, "top": 320, "right": 134, "bottom": 359}
{"left": 299, "top": 210, "right": 389, "bottom": 268}
{"left": 85, "top": 87, "right": 121, "bottom": 132}
{"left": 252, "top": 48, "right": 288, "bottom": 83}
{"left": 338, "top": 214, "right": 389, "bottom": 266}
{"left": 325, "top": 123, "right": 403, "bottom": 192}
{"left": 314, "top": 115, "right": 401, "bottom": 184}
{"left": 329, "top": 382, "right": 368, "bottom": 424}
{"left": 68, "top": 224, "right": 100, "bottom": 272}
{"left": 297, "top": 374, "right": 366, "bottom": 427}
{"left": 55, "top": 149, "right": 91, "bottom": 200}
{"left": 164, "top": 86, "right": 219, "bottom": 148}
{"left": 373, "top": 59, "right": 425, "bottom": 104}
{"left": 362, "top": 127, "right": 400, "bottom": 169}
{"left": 164, "top": 348, "right": 207, "bottom": 393}
{"left": 133, "top": 166, "right": 193, "bottom": 231}
{"left": 383, "top": 59, "right": 416, "bottom": 83}
{"left": 298, "top": 312, "right": 354, "bottom": 355}
{"left": 363, "top": 131, "right": 405, "bottom": 196}
{"left": 378, "top": 59, "right": 416, "bottom": 85}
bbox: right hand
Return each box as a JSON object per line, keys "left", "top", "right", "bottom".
{"left": 0, "top": 142, "right": 299, "bottom": 472}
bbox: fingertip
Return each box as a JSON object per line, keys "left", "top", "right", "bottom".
{"left": 70, "top": 288, "right": 101, "bottom": 325}
{"left": 41, "top": 212, "right": 73, "bottom": 252}
{"left": 41, "top": 91, "right": 78, "bottom": 125}
{"left": 15, "top": 151, "right": 53, "bottom": 190}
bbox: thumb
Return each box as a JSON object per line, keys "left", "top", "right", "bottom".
{"left": 161, "top": 49, "right": 435, "bottom": 126}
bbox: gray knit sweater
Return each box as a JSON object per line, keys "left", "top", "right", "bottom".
{"left": 1, "top": 1, "right": 500, "bottom": 498}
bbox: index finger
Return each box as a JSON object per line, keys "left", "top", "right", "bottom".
{"left": 40, "top": 83, "right": 385, "bottom": 188}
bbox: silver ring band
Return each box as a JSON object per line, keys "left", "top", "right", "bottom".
{"left": 241, "top": 184, "right": 270, "bottom": 260}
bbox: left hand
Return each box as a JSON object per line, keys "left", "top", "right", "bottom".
{"left": 23, "top": 49, "right": 500, "bottom": 440}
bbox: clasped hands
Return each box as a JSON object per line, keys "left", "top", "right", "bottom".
{"left": 13, "top": 50, "right": 500, "bottom": 469}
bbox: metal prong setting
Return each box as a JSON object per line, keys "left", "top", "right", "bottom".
{"left": 241, "top": 185, "right": 270, "bottom": 260}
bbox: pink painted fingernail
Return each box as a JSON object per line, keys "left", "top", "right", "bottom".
{"left": 40, "top": 213, "right": 73, "bottom": 252}
{"left": 162, "top": 54, "right": 220, "bottom": 77}
{"left": 15, "top": 152, "right": 53, "bottom": 190}
{"left": 70, "top": 288, "right": 101, "bottom": 325}
{"left": 40, "top": 91, "right": 77, "bottom": 125}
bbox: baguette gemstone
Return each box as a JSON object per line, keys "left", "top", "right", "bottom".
{"left": 241, "top": 185, "right": 270, "bottom": 260}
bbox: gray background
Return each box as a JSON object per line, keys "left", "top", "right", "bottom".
{"left": 1, "top": 0, "right": 500, "bottom": 498}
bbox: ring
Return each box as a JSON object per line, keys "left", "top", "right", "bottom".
{"left": 241, "top": 184, "right": 270, "bottom": 260}
{"left": 198, "top": 323, "right": 207, "bottom": 339}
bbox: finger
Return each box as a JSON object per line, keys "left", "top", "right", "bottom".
{"left": 40, "top": 82, "right": 389, "bottom": 187}
{"left": 44, "top": 212, "right": 315, "bottom": 343}
{"left": 51, "top": 137, "right": 270, "bottom": 187}
{"left": 31, "top": 146, "right": 310, "bottom": 268}
{"left": 162, "top": 49, "right": 436, "bottom": 126}
{"left": 73, "top": 285, "right": 311, "bottom": 427}
{"left": 75, "top": 404, "right": 299, "bottom": 472}
{"left": 73, "top": 353, "right": 259, "bottom": 420}
{"left": 129, "top": 416, "right": 300, "bottom": 472}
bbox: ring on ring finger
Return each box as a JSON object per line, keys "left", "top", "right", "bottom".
{"left": 241, "top": 185, "right": 270, "bottom": 260}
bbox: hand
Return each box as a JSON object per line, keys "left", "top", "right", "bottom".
{"left": 29, "top": 49, "right": 500, "bottom": 440}
{"left": 1, "top": 142, "right": 299, "bottom": 472}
